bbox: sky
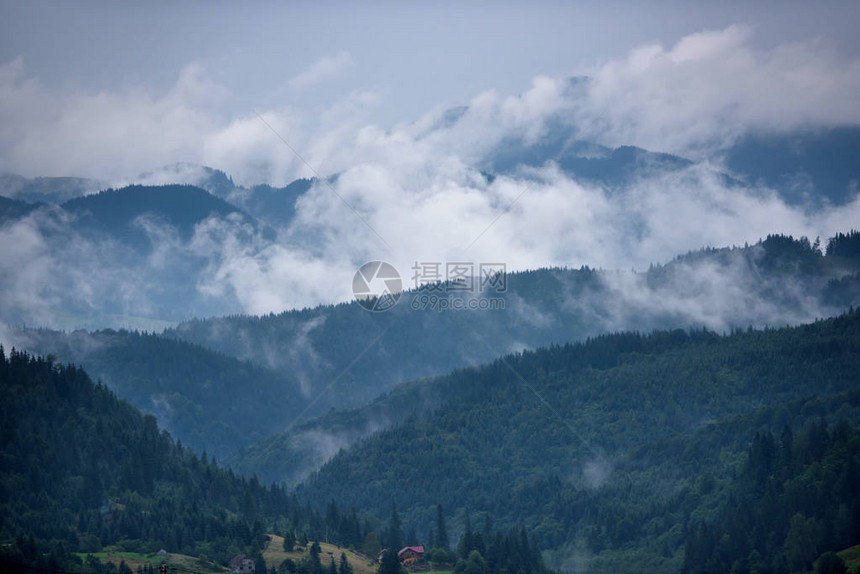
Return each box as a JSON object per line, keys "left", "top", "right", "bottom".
{"left": 1, "top": 1, "right": 860, "bottom": 322}
{"left": 2, "top": 0, "right": 860, "bottom": 182}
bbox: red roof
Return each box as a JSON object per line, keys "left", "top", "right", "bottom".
{"left": 398, "top": 546, "right": 425, "bottom": 557}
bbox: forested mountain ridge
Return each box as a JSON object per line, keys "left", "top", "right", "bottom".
{"left": 0, "top": 184, "right": 274, "bottom": 325}
{"left": 171, "top": 233, "right": 860, "bottom": 409}
{"left": 0, "top": 348, "right": 555, "bottom": 574}
{"left": 294, "top": 310, "right": 860, "bottom": 573}
{"left": 486, "top": 122, "right": 860, "bottom": 206}
{"left": 61, "top": 184, "right": 265, "bottom": 248}
{"left": 4, "top": 122, "right": 859, "bottom": 331}
{"left": 5, "top": 328, "right": 308, "bottom": 460}
{"left": 9, "top": 232, "right": 859, "bottom": 486}
{"left": 183, "top": 233, "right": 860, "bottom": 482}
{"left": 0, "top": 348, "right": 314, "bottom": 572}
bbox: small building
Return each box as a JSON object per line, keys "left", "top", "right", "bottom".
{"left": 398, "top": 546, "right": 425, "bottom": 566}
{"left": 229, "top": 554, "right": 256, "bottom": 573}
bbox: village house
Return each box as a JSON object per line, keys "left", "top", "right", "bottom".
{"left": 229, "top": 554, "right": 256, "bottom": 573}
{"left": 397, "top": 546, "right": 425, "bottom": 566}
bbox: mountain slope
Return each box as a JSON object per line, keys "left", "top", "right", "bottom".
{"left": 484, "top": 122, "right": 860, "bottom": 205}
{"left": 173, "top": 234, "right": 860, "bottom": 479}
{"left": 9, "top": 328, "right": 308, "bottom": 459}
{"left": 61, "top": 184, "right": 264, "bottom": 248}
{"left": 0, "top": 195, "right": 41, "bottom": 222}
{"left": 0, "top": 348, "right": 307, "bottom": 572}
{"left": 295, "top": 311, "right": 860, "bottom": 571}
{"left": 489, "top": 132, "right": 694, "bottom": 188}
{"left": 724, "top": 126, "right": 860, "bottom": 206}
{"left": 0, "top": 184, "right": 273, "bottom": 325}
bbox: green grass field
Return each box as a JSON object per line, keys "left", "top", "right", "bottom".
{"left": 75, "top": 549, "right": 229, "bottom": 573}
{"left": 263, "top": 535, "right": 378, "bottom": 574}
{"left": 837, "top": 543, "right": 860, "bottom": 571}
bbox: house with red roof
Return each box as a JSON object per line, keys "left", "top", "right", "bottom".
{"left": 398, "top": 546, "right": 425, "bottom": 566}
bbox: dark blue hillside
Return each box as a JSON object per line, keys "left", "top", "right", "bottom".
{"left": 62, "top": 184, "right": 249, "bottom": 237}
{"left": 725, "top": 126, "right": 860, "bottom": 205}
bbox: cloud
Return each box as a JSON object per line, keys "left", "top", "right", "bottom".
{"left": 2, "top": 26, "right": 860, "bottom": 327}
{"left": 581, "top": 455, "right": 614, "bottom": 489}
{"left": 0, "top": 59, "right": 223, "bottom": 180}
{"left": 288, "top": 51, "right": 353, "bottom": 91}
{"left": 571, "top": 25, "right": 860, "bottom": 156}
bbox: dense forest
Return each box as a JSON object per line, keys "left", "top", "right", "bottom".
{"left": 0, "top": 348, "right": 366, "bottom": 573}
{"left": 2, "top": 231, "right": 860, "bottom": 573}
{"left": 297, "top": 310, "right": 860, "bottom": 572}
{"left": 13, "top": 329, "right": 308, "bottom": 459}
{"left": 171, "top": 233, "right": 860, "bottom": 411}
{"left": 177, "top": 233, "right": 860, "bottom": 484}
{"left": 682, "top": 421, "right": 860, "bottom": 573}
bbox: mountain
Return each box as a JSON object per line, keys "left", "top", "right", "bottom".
{"left": 0, "top": 348, "right": 312, "bottom": 572}
{"left": 0, "top": 194, "right": 42, "bottom": 222}
{"left": 7, "top": 327, "right": 307, "bottom": 460}
{"left": 0, "top": 348, "right": 554, "bottom": 574}
{"left": 7, "top": 122, "right": 858, "bottom": 331}
{"left": 169, "top": 234, "right": 860, "bottom": 477}
{"left": 294, "top": 310, "right": 860, "bottom": 573}
{"left": 241, "top": 179, "right": 315, "bottom": 228}
{"left": 724, "top": 126, "right": 860, "bottom": 206}
{"left": 10, "top": 232, "right": 858, "bottom": 478}
{"left": 483, "top": 122, "right": 860, "bottom": 205}
{"left": 61, "top": 183, "right": 265, "bottom": 248}
{"left": 0, "top": 184, "right": 273, "bottom": 326}
{"left": 488, "top": 130, "right": 694, "bottom": 188}
{"left": 130, "top": 163, "right": 315, "bottom": 230}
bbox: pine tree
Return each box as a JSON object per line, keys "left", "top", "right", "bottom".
{"left": 339, "top": 552, "right": 353, "bottom": 574}
{"left": 379, "top": 549, "right": 402, "bottom": 574}
{"left": 363, "top": 532, "right": 381, "bottom": 558}
{"left": 386, "top": 504, "right": 403, "bottom": 551}
{"left": 436, "top": 504, "right": 449, "bottom": 551}
{"left": 458, "top": 515, "right": 473, "bottom": 557}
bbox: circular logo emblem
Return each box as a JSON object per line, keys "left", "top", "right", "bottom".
{"left": 352, "top": 261, "right": 402, "bottom": 312}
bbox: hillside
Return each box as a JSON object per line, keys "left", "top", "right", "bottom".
{"left": 186, "top": 234, "right": 860, "bottom": 481}
{"left": 488, "top": 128, "right": 695, "bottom": 188}
{"left": 294, "top": 311, "right": 860, "bottom": 572}
{"left": 8, "top": 328, "right": 308, "bottom": 459}
{"left": 262, "top": 537, "right": 377, "bottom": 574}
{"left": 61, "top": 184, "right": 264, "bottom": 247}
{"left": 486, "top": 123, "right": 860, "bottom": 206}
{"left": 172, "top": 234, "right": 860, "bottom": 406}
{"left": 724, "top": 126, "right": 860, "bottom": 206}
{"left": 0, "top": 347, "right": 422, "bottom": 574}
{"left": 0, "top": 184, "right": 271, "bottom": 325}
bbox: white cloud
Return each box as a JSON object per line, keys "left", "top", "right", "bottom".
{"left": 288, "top": 51, "right": 353, "bottom": 91}
{"left": 2, "top": 26, "right": 860, "bottom": 326}
{"left": 572, "top": 25, "right": 860, "bottom": 156}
